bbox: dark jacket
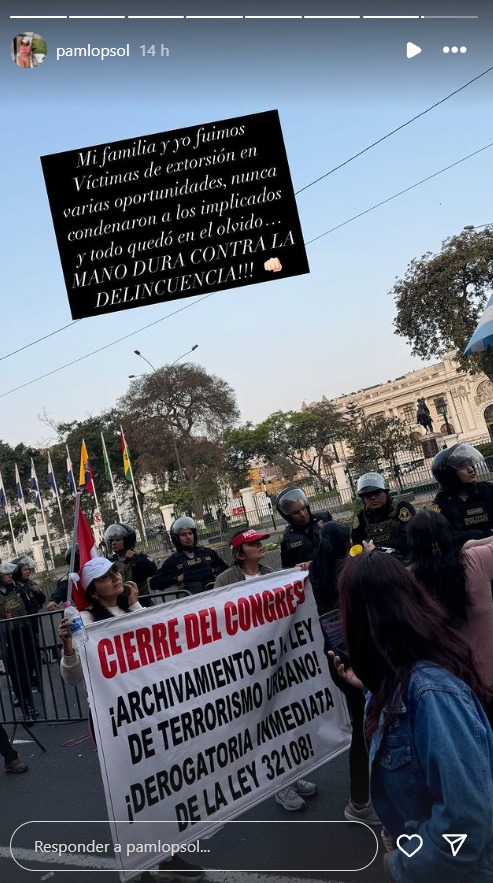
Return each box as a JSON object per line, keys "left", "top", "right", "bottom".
{"left": 149, "top": 545, "right": 228, "bottom": 595}
{"left": 110, "top": 551, "right": 157, "bottom": 607}
{"left": 433, "top": 481, "right": 493, "bottom": 546}
{"left": 15, "top": 578, "right": 45, "bottom": 615}
{"left": 351, "top": 496, "right": 415, "bottom": 557}
{"left": 280, "top": 512, "right": 332, "bottom": 568}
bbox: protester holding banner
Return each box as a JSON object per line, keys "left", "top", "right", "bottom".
{"left": 214, "top": 527, "right": 318, "bottom": 812}
{"left": 309, "top": 522, "right": 379, "bottom": 825}
{"left": 104, "top": 522, "right": 157, "bottom": 607}
{"left": 59, "top": 556, "right": 206, "bottom": 881}
{"left": 334, "top": 551, "right": 493, "bottom": 883}
{"left": 277, "top": 487, "right": 332, "bottom": 568}
{"left": 407, "top": 508, "right": 493, "bottom": 724}
{"left": 59, "top": 557, "right": 143, "bottom": 686}
{"left": 213, "top": 528, "right": 273, "bottom": 587}
{"left": 149, "top": 516, "right": 227, "bottom": 595}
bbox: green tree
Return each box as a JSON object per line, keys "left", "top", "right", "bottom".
{"left": 224, "top": 403, "right": 345, "bottom": 487}
{"left": 343, "top": 414, "right": 413, "bottom": 478}
{"left": 392, "top": 228, "right": 493, "bottom": 375}
{"left": 119, "top": 362, "right": 239, "bottom": 514}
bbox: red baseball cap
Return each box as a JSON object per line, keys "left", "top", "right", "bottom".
{"left": 230, "top": 529, "right": 270, "bottom": 550}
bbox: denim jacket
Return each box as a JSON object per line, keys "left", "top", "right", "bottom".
{"left": 368, "top": 663, "right": 493, "bottom": 883}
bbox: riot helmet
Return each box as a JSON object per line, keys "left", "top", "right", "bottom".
{"left": 432, "top": 444, "right": 485, "bottom": 492}
{"left": 104, "top": 523, "right": 137, "bottom": 550}
{"left": 12, "top": 555, "right": 36, "bottom": 570}
{"left": 276, "top": 488, "right": 310, "bottom": 523}
{"left": 356, "top": 472, "right": 388, "bottom": 497}
{"left": 170, "top": 516, "right": 197, "bottom": 548}
{"left": 64, "top": 544, "right": 80, "bottom": 571}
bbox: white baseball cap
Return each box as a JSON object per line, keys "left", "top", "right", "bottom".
{"left": 80, "top": 557, "right": 115, "bottom": 590}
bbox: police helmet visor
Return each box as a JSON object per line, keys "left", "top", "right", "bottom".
{"left": 277, "top": 489, "right": 308, "bottom": 516}
{"left": 445, "top": 444, "right": 484, "bottom": 472}
{"left": 104, "top": 524, "right": 128, "bottom": 542}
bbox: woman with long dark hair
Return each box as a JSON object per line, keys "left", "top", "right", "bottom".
{"left": 334, "top": 551, "right": 493, "bottom": 882}
{"left": 309, "top": 522, "right": 379, "bottom": 825}
{"left": 407, "top": 508, "right": 493, "bottom": 716}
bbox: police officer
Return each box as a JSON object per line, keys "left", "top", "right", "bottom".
{"left": 104, "top": 523, "right": 157, "bottom": 607}
{"left": 431, "top": 443, "right": 493, "bottom": 545}
{"left": 149, "top": 516, "right": 228, "bottom": 595}
{"left": 351, "top": 472, "right": 415, "bottom": 557}
{"left": 277, "top": 487, "right": 332, "bottom": 568}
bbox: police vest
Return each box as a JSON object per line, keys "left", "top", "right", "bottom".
{"left": 0, "top": 587, "right": 27, "bottom": 620}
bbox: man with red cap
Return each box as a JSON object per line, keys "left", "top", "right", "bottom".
{"left": 214, "top": 528, "right": 318, "bottom": 812}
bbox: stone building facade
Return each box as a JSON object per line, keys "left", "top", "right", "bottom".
{"left": 303, "top": 351, "right": 493, "bottom": 461}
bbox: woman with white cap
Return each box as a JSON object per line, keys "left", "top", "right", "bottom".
{"left": 58, "top": 557, "right": 142, "bottom": 686}
{"left": 58, "top": 558, "right": 205, "bottom": 883}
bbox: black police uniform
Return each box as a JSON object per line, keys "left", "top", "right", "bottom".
{"left": 280, "top": 512, "right": 332, "bottom": 568}
{"left": 149, "top": 545, "right": 228, "bottom": 595}
{"left": 432, "top": 481, "right": 493, "bottom": 546}
{"left": 351, "top": 497, "right": 415, "bottom": 557}
{"left": 110, "top": 551, "right": 157, "bottom": 607}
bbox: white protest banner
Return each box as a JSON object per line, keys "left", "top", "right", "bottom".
{"left": 81, "top": 570, "right": 351, "bottom": 880}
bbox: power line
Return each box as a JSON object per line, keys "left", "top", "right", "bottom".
{"left": 1, "top": 140, "right": 490, "bottom": 400}
{"left": 0, "top": 293, "right": 215, "bottom": 400}
{"left": 304, "top": 141, "right": 493, "bottom": 245}
{"left": 6, "top": 66, "right": 491, "bottom": 365}
{"left": 295, "top": 64, "right": 493, "bottom": 195}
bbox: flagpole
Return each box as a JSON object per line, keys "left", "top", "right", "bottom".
{"left": 67, "top": 491, "right": 82, "bottom": 606}
{"left": 120, "top": 425, "right": 148, "bottom": 549}
{"left": 31, "top": 458, "right": 55, "bottom": 569}
{"left": 79, "top": 439, "right": 102, "bottom": 519}
{"left": 48, "top": 451, "right": 70, "bottom": 545}
{"left": 101, "top": 432, "right": 123, "bottom": 521}
{"left": 15, "top": 463, "right": 34, "bottom": 544}
{"left": 0, "top": 469, "right": 18, "bottom": 555}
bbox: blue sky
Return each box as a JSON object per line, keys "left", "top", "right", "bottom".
{"left": 2, "top": 1, "right": 492, "bottom": 447}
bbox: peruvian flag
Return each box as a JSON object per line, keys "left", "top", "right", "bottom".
{"left": 69, "top": 506, "right": 99, "bottom": 610}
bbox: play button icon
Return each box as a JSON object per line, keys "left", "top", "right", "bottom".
{"left": 407, "top": 42, "right": 422, "bottom": 58}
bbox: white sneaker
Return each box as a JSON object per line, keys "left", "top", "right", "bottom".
{"left": 275, "top": 786, "right": 306, "bottom": 811}
{"left": 294, "top": 778, "right": 317, "bottom": 797}
{"left": 344, "top": 800, "right": 381, "bottom": 826}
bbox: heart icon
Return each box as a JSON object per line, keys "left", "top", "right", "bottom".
{"left": 396, "top": 834, "right": 424, "bottom": 858}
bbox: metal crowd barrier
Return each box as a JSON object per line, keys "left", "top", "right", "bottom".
{"left": 0, "top": 589, "right": 191, "bottom": 726}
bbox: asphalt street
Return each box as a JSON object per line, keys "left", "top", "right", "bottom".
{"left": 1, "top": 720, "right": 385, "bottom": 883}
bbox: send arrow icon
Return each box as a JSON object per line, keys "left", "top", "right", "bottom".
{"left": 442, "top": 834, "right": 467, "bottom": 856}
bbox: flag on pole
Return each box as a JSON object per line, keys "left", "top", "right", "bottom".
{"left": 47, "top": 452, "right": 59, "bottom": 497}
{"left": 29, "top": 460, "right": 42, "bottom": 509}
{"left": 101, "top": 433, "right": 123, "bottom": 522}
{"left": 79, "top": 439, "right": 94, "bottom": 492}
{"left": 101, "top": 433, "right": 113, "bottom": 482}
{"left": 120, "top": 426, "right": 132, "bottom": 481}
{"left": 72, "top": 506, "right": 99, "bottom": 610}
{"left": 0, "top": 471, "right": 9, "bottom": 516}
{"left": 15, "top": 463, "right": 27, "bottom": 516}
{"left": 66, "top": 445, "right": 76, "bottom": 495}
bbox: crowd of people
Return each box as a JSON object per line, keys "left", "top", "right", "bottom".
{"left": 3, "top": 441, "right": 493, "bottom": 881}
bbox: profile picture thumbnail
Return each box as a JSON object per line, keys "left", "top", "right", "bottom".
{"left": 11, "top": 32, "right": 47, "bottom": 68}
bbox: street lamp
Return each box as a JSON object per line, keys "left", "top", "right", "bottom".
{"left": 464, "top": 223, "right": 493, "bottom": 231}
{"left": 133, "top": 347, "right": 199, "bottom": 480}
{"left": 436, "top": 397, "right": 452, "bottom": 436}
